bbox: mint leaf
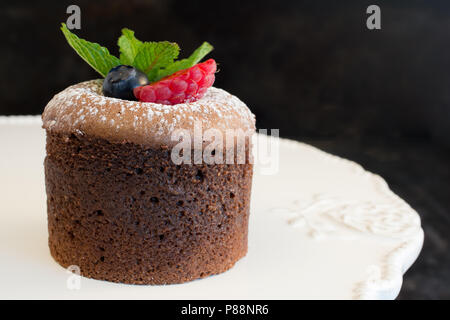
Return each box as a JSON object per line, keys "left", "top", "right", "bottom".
{"left": 117, "top": 28, "right": 143, "bottom": 65}
{"left": 133, "top": 41, "right": 180, "bottom": 81}
{"left": 61, "top": 23, "right": 120, "bottom": 77}
{"left": 155, "top": 42, "right": 213, "bottom": 81}
{"left": 61, "top": 24, "right": 213, "bottom": 82}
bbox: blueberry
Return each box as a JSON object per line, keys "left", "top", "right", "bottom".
{"left": 102, "top": 65, "right": 149, "bottom": 100}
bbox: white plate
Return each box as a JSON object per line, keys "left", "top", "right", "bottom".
{"left": 0, "top": 116, "right": 423, "bottom": 300}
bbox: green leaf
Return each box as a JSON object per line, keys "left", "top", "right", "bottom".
{"left": 61, "top": 23, "right": 214, "bottom": 82}
{"left": 133, "top": 41, "right": 180, "bottom": 81}
{"left": 117, "top": 28, "right": 143, "bottom": 65}
{"left": 60, "top": 23, "right": 120, "bottom": 77}
{"left": 154, "top": 42, "right": 213, "bottom": 81}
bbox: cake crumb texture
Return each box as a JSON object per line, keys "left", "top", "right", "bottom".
{"left": 45, "top": 132, "right": 252, "bottom": 284}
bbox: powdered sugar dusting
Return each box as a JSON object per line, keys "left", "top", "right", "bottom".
{"left": 42, "top": 80, "right": 256, "bottom": 147}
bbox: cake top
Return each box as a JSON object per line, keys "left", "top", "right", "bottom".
{"left": 43, "top": 25, "right": 255, "bottom": 147}
{"left": 42, "top": 80, "right": 255, "bottom": 148}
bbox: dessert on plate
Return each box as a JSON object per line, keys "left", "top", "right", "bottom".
{"left": 41, "top": 24, "right": 255, "bottom": 284}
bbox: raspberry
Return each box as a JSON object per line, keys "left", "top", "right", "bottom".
{"left": 134, "top": 59, "right": 216, "bottom": 105}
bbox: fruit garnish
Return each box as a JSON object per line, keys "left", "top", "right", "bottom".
{"left": 103, "top": 65, "right": 149, "bottom": 100}
{"left": 133, "top": 59, "right": 216, "bottom": 105}
{"left": 60, "top": 24, "right": 214, "bottom": 103}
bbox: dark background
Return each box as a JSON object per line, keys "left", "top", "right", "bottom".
{"left": 1, "top": 0, "right": 449, "bottom": 299}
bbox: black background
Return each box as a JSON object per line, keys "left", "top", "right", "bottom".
{"left": 1, "top": 0, "right": 449, "bottom": 299}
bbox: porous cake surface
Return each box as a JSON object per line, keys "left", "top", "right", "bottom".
{"left": 45, "top": 132, "right": 253, "bottom": 284}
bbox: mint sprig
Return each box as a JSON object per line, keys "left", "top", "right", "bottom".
{"left": 61, "top": 24, "right": 214, "bottom": 82}
{"left": 117, "top": 28, "right": 143, "bottom": 66}
{"left": 61, "top": 23, "right": 121, "bottom": 77}
{"left": 154, "top": 42, "right": 213, "bottom": 81}
{"left": 133, "top": 41, "right": 180, "bottom": 81}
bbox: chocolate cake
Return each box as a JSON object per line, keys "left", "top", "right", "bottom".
{"left": 42, "top": 80, "right": 256, "bottom": 284}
